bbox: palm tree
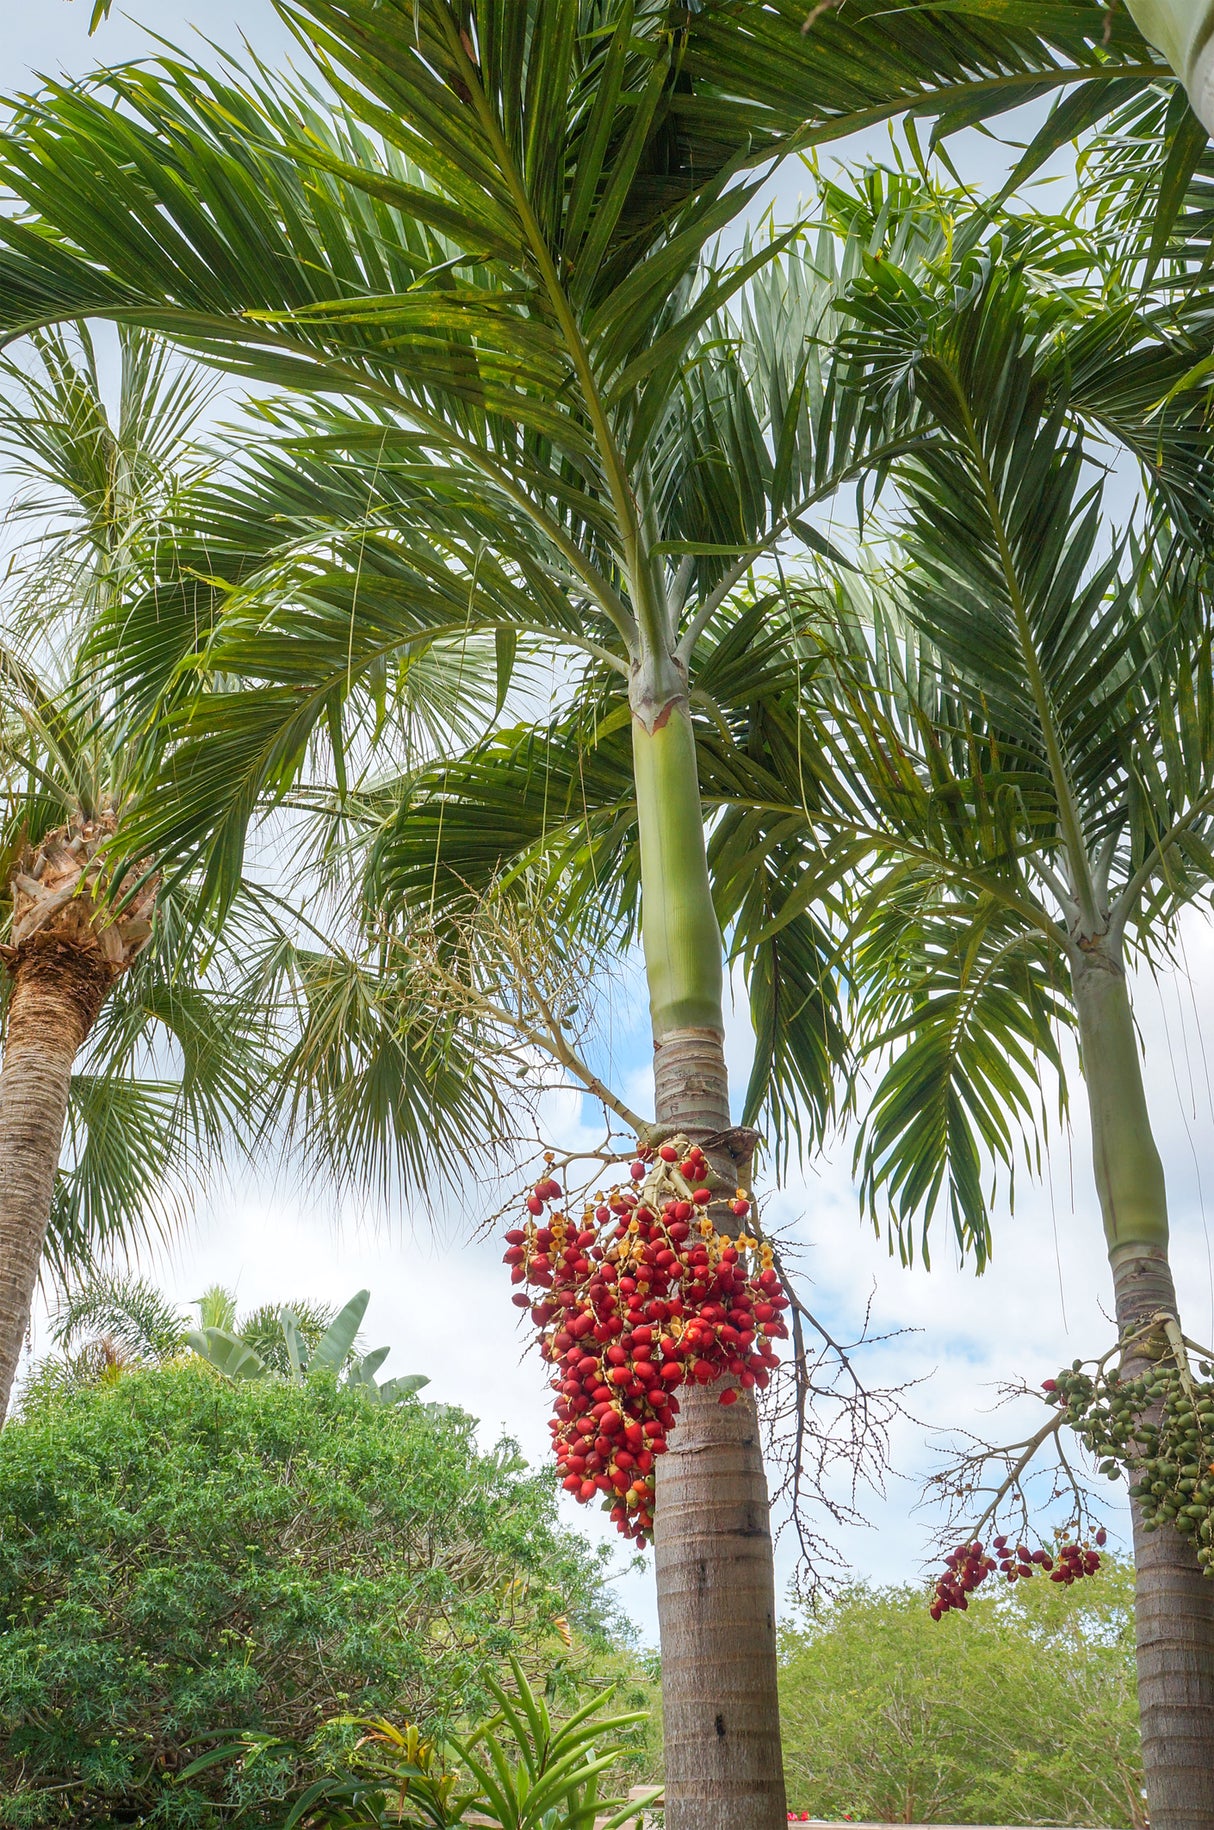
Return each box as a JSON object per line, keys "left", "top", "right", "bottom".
{"left": 0, "top": 326, "right": 291, "bottom": 1413}
{"left": 0, "top": 7, "right": 1192, "bottom": 1819}
{"left": 759, "top": 194, "right": 1214, "bottom": 1828}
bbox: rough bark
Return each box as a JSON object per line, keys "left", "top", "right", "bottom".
{"left": 0, "top": 944, "right": 111, "bottom": 1415}
{"left": 0, "top": 808, "right": 157, "bottom": 1418}
{"left": 651, "top": 1024, "right": 787, "bottom": 1830}
{"left": 1114, "top": 1246, "right": 1214, "bottom": 1830}
{"left": 1074, "top": 944, "right": 1214, "bottom": 1829}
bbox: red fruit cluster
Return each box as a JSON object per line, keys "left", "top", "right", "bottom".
{"left": 930, "top": 1530, "right": 1104, "bottom": 1619}
{"left": 929, "top": 1541, "right": 994, "bottom": 1618}
{"left": 502, "top": 1140, "right": 789, "bottom": 1545}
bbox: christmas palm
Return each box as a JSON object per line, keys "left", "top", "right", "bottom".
{"left": 781, "top": 210, "right": 1214, "bottom": 1829}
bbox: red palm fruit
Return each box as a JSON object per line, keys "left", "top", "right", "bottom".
{"left": 672, "top": 1200, "right": 693, "bottom": 1221}
{"left": 660, "top": 1364, "right": 683, "bottom": 1386}
{"left": 719, "top": 1387, "right": 739, "bottom": 1406}
{"left": 562, "top": 1474, "right": 582, "bottom": 1493}
{"left": 624, "top": 1422, "right": 645, "bottom": 1448}
{"left": 692, "top": 1187, "right": 712, "bottom": 1205}
{"left": 606, "top": 1345, "right": 628, "bottom": 1366}
{"left": 595, "top": 1205, "right": 610, "bottom": 1223}
{"left": 659, "top": 1144, "right": 679, "bottom": 1162}
{"left": 636, "top": 1450, "right": 654, "bottom": 1472}
{"left": 511, "top": 1292, "right": 530, "bottom": 1307}
{"left": 1095, "top": 1528, "right": 1107, "bottom": 1547}
{"left": 527, "top": 1194, "right": 545, "bottom": 1215}
{"left": 630, "top": 1160, "right": 646, "bottom": 1180}
{"left": 576, "top": 1355, "right": 597, "bottom": 1376}
{"left": 692, "top": 1359, "right": 716, "bottom": 1384}
{"left": 505, "top": 1228, "right": 527, "bottom": 1245}
{"left": 503, "top": 1247, "right": 525, "bottom": 1265}
{"left": 579, "top": 1479, "right": 597, "bottom": 1500}
{"left": 729, "top": 1197, "right": 750, "bottom": 1217}
{"left": 600, "top": 1411, "right": 623, "bottom": 1436}
{"left": 667, "top": 1221, "right": 690, "bottom": 1244}
{"left": 610, "top": 1367, "right": 631, "bottom": 1386}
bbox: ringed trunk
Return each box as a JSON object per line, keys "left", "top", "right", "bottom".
{"left": 0, "top": 943, "right": 111, "bottom": 1414}
{"left": 632, "top": 677, "right": 787, "bottom": 1830}
{"left": 1074, "top": 945, "right": 1214, "bottom": 1829}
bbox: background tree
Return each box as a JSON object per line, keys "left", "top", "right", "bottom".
{"left": 778, "top": 1567, "right": 1143, "bottom": 1827}
{"left": 28, "top": 1273, "right": 431, "bottom": 1402}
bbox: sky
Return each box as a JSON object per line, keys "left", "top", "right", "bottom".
{"left": 3, "top": 0, "right": 1206, "bottom": 1649}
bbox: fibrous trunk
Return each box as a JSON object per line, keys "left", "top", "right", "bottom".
{"left": 0, "top": 811, "right": 155, "bottom": 1417}
{"left": 632, "top": 678, "right": 787, "bottom": 1830}
{"left": 0, "top": 945, "right": 111, "bottom": 1413}
{"left": 1075, "top": 946, "right": 1214, "bottom": 1829}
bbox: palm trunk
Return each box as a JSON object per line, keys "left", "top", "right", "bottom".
{"left": 632, "top": 673, "right": 787, "bottom": 1830}
{"left": 0, "top": 944, "right": 111, "bottom": 1415}
{"left": 1074, "top": 945, "right": 1214, "bottom": 1829}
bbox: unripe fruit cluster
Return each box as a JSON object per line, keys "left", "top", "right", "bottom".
{"left": 503, "top": 1139, "right": 788, "bottom": 1544}
{"left": 929, "top": 1529, "right": 1102, "bottom": 1620}
{"left": 1045, "top": 1354, "right": 1214, "bottom": 1572}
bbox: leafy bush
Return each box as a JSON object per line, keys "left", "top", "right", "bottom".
{"left": 778, "top": 1563, "right": 1144, "bottom": 1827}
{"left": 0, "top": 1365, "right": 617, "bottom": 1827}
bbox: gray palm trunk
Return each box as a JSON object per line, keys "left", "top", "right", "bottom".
{"left": 1073, "top": 943, "right": 1214, "bottom": 1824}
{"left": 632, "top": 659, "right": 787, "bottom": 1830}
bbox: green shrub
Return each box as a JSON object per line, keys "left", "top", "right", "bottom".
{"left": 778, "top": 1562, "right": 1144, "bottom": 1827}
{"left": 0, "top": 1364, "right": 615, "bottom": 1827}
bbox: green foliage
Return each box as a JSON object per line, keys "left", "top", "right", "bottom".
{"left": 0, "top": 1366, "right": 617, "bottom": 1828}
{"left": 778, "top": 1568, "right": 1143, "bottom": 1827}
{"left": 195, "top": 1657, "right": 658, "bottom": 1828}
{"left": 188, "top": 1288, "right": 430, "bottom": 1403}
